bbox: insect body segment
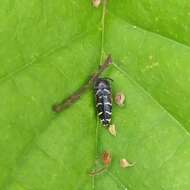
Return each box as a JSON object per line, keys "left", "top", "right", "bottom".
{"left": 94, "top": 78, "right": 112, "bottom": 127}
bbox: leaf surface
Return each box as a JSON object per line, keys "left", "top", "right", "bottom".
{"left": 0, "top": 1, "right": 190, "bottom": 190}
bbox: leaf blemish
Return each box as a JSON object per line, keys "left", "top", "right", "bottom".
{"left": 115, "top": 92, "right": 125, "bottom": 106}
{"left": 92, "top": 0, "right": 101, "bottom": 8}
{"left": 141, "top": 55, "right": 159, "bottom": 72}
{"left": 120, "top": 158, "right": 136, "bottom": 168}
{"left": 89, "top": 151, "right": 112, "bottom": 176}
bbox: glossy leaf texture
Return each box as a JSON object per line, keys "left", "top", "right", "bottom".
{"left": 0, "top": 0, "right": 190, "bottom": 190}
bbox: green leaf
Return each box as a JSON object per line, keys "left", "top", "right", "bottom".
{"left": 1, "top": 0, "right": 190, "bottom": 190}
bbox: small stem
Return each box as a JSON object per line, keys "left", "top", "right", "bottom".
{"left": 88, "top": 166, "right": 108, "bottom": 176}
{"left": 52, "top": 55, "right": 112, "bottom": 112}
{"left": 128, "top": 162, "right": 136, "bottom": 167}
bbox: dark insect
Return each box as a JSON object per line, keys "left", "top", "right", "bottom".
{"left": 94, "top": 78, "right": 112, "bottom": 127}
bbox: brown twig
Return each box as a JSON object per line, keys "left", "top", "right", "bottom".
{"left": 52, "top": 55, "right": 112, "bottom": 112}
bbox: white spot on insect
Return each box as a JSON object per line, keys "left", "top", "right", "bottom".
{"left": 98, "top": 112, "right": 103, "bottom": 116}
{"left": 103, "top": 89, "right": 111, "bottom": 94}
{"left": 106, "top": 118, "right": 111, "bottom": 122}
{"left": 105, "top": 111, "right": 112, "bottom": 115}
{"left": 104, "top": 102, "right": 112, "bottom": 106}
{"left": 96, "top": 89, "right": 102, "bottom": 95}
{"left": 96, "top": 102, "right": 102, "bottom": 107}
{"left": 99, "top": 95, "right": 108, "bottom": 99}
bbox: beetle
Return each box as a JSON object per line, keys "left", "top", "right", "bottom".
{"left": 94, "top": 78, "right": 112, "bottom": 127}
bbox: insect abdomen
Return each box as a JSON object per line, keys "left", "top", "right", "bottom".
{"left": 94, "top": 78, "right": 112, "bottom": 127}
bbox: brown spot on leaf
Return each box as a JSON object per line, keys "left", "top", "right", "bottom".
{"left": 102, "top": 151, "right": 112, "bottom": 166}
